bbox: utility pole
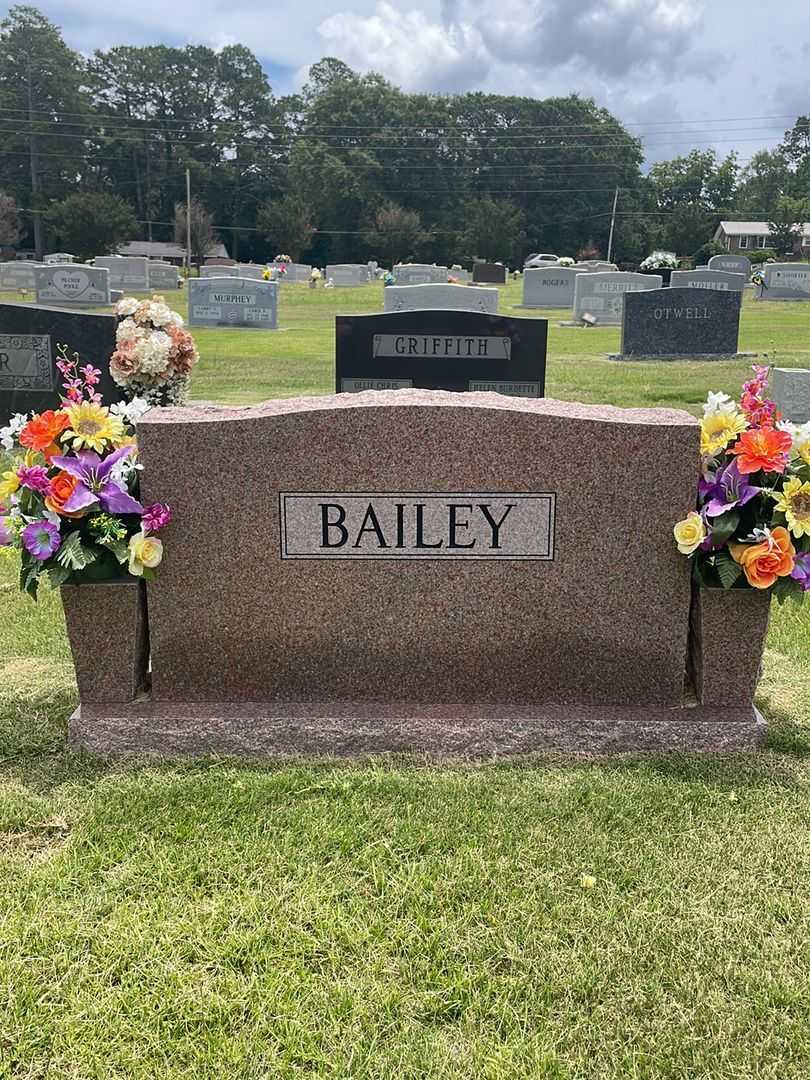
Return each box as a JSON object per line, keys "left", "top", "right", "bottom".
{"left": 26, "top": 56, "right": 43, "bottom": 261}
{"left": 606, "top": 186, "right": 619, "bottom": 264}
{"left": 185, "top": 167, "right": 192, "bottom": 273}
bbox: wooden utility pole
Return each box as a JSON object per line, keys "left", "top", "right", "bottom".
{"left": 26, "top": 57, "right": 43, "bottom": 260}
{"left": 606, "top": 187, "right": 619, "bottom": 264}
{"left": 186, "top": 167, "right": 192, "bottom": 271}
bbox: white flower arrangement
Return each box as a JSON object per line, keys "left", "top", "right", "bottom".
{"left": 640, "top": 250, "right": 679, "bottom": 271}
{"left": 111, "top": 295, "right": 199, "bottom": 406}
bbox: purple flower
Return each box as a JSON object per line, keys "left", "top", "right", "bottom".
{"left": 142, "top": 502, "right": 172, "bottom": 533}
{"left": 17, "top": 465, "right": 52, "bottom": 495}
{"left": 49, "top": 446, "right": 143, "bottom": 516}
{"left": 0, "top": 510, "right": 11, "bottom": 547}
{"left": 22, "top": 520, "right": 60, "bottom": 561}
{"left": 700, "top": 459, "right": 761, "bottom": 518}
{"left": 791, "top": 552, "right": 810, "bottom": 592}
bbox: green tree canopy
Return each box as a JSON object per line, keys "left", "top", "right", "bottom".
{"left": 44, "top": 192, "right": 137, "bottom": 261}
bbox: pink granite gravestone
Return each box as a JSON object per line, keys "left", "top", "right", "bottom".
{"left": 68, "top": 390, "right": 768, "bottom": 755}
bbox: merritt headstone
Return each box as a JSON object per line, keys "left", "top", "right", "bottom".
{"left": 0, "top": 302, "right": 120, "bottom": 426}
{"left": 94, "top": 256, "right": 150, "bottom": 292}
{"left": 326, "top": 264, "right": 372, "bottom": 287}
{"left": 472, "top": 263, "right": 508, "bottom": 285}
{"left": 336, "top": 310, "right": 546, "bottom": 397}
{"left": 573, "top": 272, "right": 662, "bottom": 325}
{"left": 188, "top": 277, "right": 278, "bottom": 329}
{"left": 393, "top": 264, "right": 449, "bottom": 285}
{"left": 755, "top": 263, "right": 810, "bottom": 300}
{"left": 34, "top": 264, "right": 111, "bottom": 307}
{"left": 771, "top": 368, "right": 810, "bottom": 423}
{"left": 148, "top": 262, "right": 180, "bottom": 291}
{"left": 618, "top": 287, "right": 742, "bottom": 359}
{"left": 518, "top": 267, "right": 580, "bottom": 309}
{"left": 669, "top": 269, "right": 746, "bottom": 293}
{"left": 708, "top": 254, "right": 752, "bottom": 277}
{"left": 383, "top": 283, "right": 498, "bottom": 314}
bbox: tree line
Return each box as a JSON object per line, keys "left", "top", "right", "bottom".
{"left": 1, "top": 5, "right": 810, "bottom": 267}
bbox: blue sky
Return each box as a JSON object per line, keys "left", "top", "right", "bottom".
{"left": 13, "top": 0, "right": 810, "bottom": 163}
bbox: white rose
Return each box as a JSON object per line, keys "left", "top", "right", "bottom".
{"left": 116, "top": 317, "right": 141, "bottom": 343}
{"left": 148, "top": 302, "right": 173, "bottom": 327}
{"left": 116, "top": 297, "right": 139, "bottom": 317}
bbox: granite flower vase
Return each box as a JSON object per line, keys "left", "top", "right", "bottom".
{"left": 61, "top": 579, "right": 149, "bottom": 704}
{"left": 689, "top": 586, "right": 771, "bottom": 707}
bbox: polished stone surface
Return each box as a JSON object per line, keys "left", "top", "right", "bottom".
{"left": 620, "top": 287, "right": 742, "bottom": 358}
{"left": 573, "top": 272, "right": 662, "bottom": 325}
{"left": 383, "top": 283, "right": 498, "bottom": 314}
{"left": 518, "top": 267, "right": 580, "bottom": 308}
{"left": 772, "top": 366, "right": 810, "bottom": 422}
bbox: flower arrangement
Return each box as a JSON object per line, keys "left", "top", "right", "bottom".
{"left": 673, "top": 367, "right": 809, "bottom": 602}
{"left": 111, "top": 295, "right": 199, "bottom": 407}
{"left": 274, "top": 254, "right": 292, "bottom": 263}
{"left": 0, "top": 349, "right": 170, "bottom": 599}
{"left": 640, "top": 250, "right": 679, "bottom": 271}
{"left": 557, "top": 257, "right": 575, "bottom": 267}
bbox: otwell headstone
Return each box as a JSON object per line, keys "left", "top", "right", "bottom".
{"left": 573, "top": 272, "right": 662, "bottom": 325}
{"left": 34, "top": 265, "right": 111, "bottom": 307}
{"left": 383, "top": 283, "right": 498, "bottom": 314}
{"left": 708, "top": 254, "right": 751, "bottom": 277}
{"left": 472, "top": 263, "right": 508, "bottom": 285}
{"left": 95, "top": 256, "right": 150, "bottom": 291}
{"left": 518, "top": 267, "right": 580, "bottom": 309}
{"left": 755, "top": 263, "right": 810, "bottom": 300}
{"left": 0, "top": 302, "right": 120, "bottom": 426}
{"left": 148, "top": 262, "right": 180, "bottom": 291}
{"left": 669, "top": 269, "right": 746, "bottom": 293}
{"left": 618, "top": 287, "right": 742, "bottom": 359}
{"left": 771, "top": 367, "right": 810, "bottom": 423}
{"left": 336, "top": 310, "right": 546, "bottom": 397}
{"left": 393, "top": 264, "right": 449, "bottom": 285}
{"left": 326, "top": 264, "right": 372, "bottom": 287}
{"left": 188, "top": 277, "right": 278, "bottom": 329}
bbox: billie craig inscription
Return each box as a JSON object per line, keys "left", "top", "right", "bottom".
{"left": 280, "top": 492, "right": 555, "bottom": 559}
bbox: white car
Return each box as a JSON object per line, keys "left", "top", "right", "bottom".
{"left": 524, "top": 253, "right": 560, "bottom": 268}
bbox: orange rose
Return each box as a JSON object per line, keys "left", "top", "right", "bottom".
{"left": 19, "top": 409, "right": 70, "bottom": 455}
{"left": 729, "top": 526, "right": 795, "bottom": 589}
{"left": 730, "top": 427, "right": 792, "bottom": 475}
{"left": 44, "top": 471, "right": 84, "bottom": 518}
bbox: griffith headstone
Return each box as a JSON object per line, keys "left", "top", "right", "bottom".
{"left": 472, "top": 263, "right": 508, "bottom": 285}
{"left": 771, "top": 368, "right": 810, "bottom": 423}
{"left": 573, "top": 272, "right": 662, "bottom": 325}
{"left": 618, "top": 287, "right": 742, "bottom": 359}
{"left": 383, "top": 283, "right": 498, "bottom": 314}
{"left": 326, "top": 264, "right": 372, "bottom": 287}
{"left": 95, "top": 256, "right": 150, "bottom": 292}
{"left": 34, "top": 265, "right": 111, "bottom": 307}
{"left": 669, "top": 269, "right": 746, "bottom": 293}
{"left": 708, "top": 254, "right": 751, "bottom": 277}
{"left": 393, "top": 264, "right": 449, "bottom": 285}
{"left": 336, "top": 310, "right": 546, "bottom": 397}
{"left": 518, "top": 267, "right": 580, "bottom": 309}
{"left": 0, "top": 302, "right": 120, "bottom": 426}
{"left": 188, "top": 277, "right": 278, "bottom": 329}
{"left": 755, "top": 263, "right": 810, "bottom": 300}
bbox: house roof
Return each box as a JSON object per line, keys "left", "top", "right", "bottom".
{"left": 717, "top": 220, "right": 810, "bottom": 236}
{"left": 115, "top": 240, "right": 229, "bottom": 259}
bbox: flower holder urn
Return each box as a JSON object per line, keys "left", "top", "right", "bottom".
{"left": 689, "top": 586, "right": 771, "bottom": 708}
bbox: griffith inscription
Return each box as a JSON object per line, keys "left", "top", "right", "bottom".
{"left": 280, "top": 492, "right": 555, "bottom": 560}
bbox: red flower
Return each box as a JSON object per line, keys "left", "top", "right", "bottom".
{"left": 730, "top": 427, "right": 792, "bottom": 475}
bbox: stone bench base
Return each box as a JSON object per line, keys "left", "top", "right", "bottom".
{"left": 69, "top": 700, "right": 765, "bottom": 758}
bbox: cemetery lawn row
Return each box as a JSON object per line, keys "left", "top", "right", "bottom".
{"left": 1, "top": 282, "right": 809, "bottom": 1076}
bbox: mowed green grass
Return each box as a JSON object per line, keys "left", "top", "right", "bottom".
{"left": 2, "top": 280, "right": 810, "bottom": 1077}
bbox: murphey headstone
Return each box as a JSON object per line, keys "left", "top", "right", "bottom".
{"left": 383, "top": 283, "right": 498, "bottom": 314}
{"left": 34, "top": 264, "right": 111, "bottom": 307}
{"left": 669, "top": 269, "right": 745, "bottom": 293}
{"left": 188, "top": 277, "right": 278, "bottom": 329}
{"left": 573, "top": 272, "right": 662, "bottom": 325}
{"left": 0, "top": 302, "right": 120, "bottom": 426}
{"left": 519, "top": 267, "right": 579, "bottom": 308}
{"left": 472, "top": 262, "right": 507, "bottom": 285}
{"left": 335, "top": 310, "right": 546, "bottom": 397}
{"left": 619, "top": 287, "right": 742, "bottom": 359}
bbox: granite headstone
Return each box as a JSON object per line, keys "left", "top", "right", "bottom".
{"left": 188, "top": 277, "right": 278, "bottom": 329}
{"left": 518, "top": 267, "right": 580, "bottom": 309}
{"left": 383, "top": 283, "right": 498, "bottom": 314}
{"left": 708, "top": 254, "right": 751, "bottom": 277}
{"left": 34, "top": 264, "right": 111, "bottom": 307}
{"left": 95, "top": 256, "right": 150, "bottom": 291}
{"left": 326, "top": 264, "right": 372, "bottom": 287}
{"left": 336, "top": 310, "right": 546, "bottom": 396}
{"left": 0, "top": 261, "right": 40, "bottom": 291}
{"left": 43, "top": 253, "right": 74, "bottom": 265}
{"left": 755, "top": 263, "right": 810, "bottom": 300}
{"left": 573, "top": 272, "right": 662, "bottom": 325}
{"left": 669, "top": 269, "right": 746, "bottom": 293}
{"left": 619, "top": 287, "right": 742, "bottom": 359}
{"left": 393, "top": 264, "right": 449, "bottom": 285}
{"left": 148, "top": 262, "right": 180, "bottom": 291}
{"left": 472, "top": 263, "right": 508, "bottom": 285}
{"left": 771, "top": 368, "right": 810, "bottom": 423}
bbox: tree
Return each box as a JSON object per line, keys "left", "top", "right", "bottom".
{"left": 0, "top": 191, "right": 21, "bottom": 246}
{"left": 45, "top": 192, "right": 137, "bottom": 261}
{"left": 648, "top": 150, "right": 738, "bottom": 253}
{"left": 461, "top": 197, "right": 526, "bottom": 264}
{"left": 257, "top": 195, "right": 316, "bottom": 260}
{"left": 734, "top": 150, "right": 792, "bottom": 215}
{"left": 362, "top": 202, "right": 430, "bottom": 268}
{"left": 174, "top": 196, "right": 219, "bottom": 267}
{"left": 767, "top": 196, "right": 810, "bottom": 255}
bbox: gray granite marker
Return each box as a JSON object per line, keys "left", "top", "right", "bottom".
{"left": 708, "top": 254, "right": 751, "bottom": 277}
{"left": 573, "top": 272, "right": 662, "bottom": 325}
{"left": 518, "top": 267, "right": 580, "bottom": 308}
{"left": 383, "top": 283, "right": 498, "bottom": 314}
{"left": 34, "top": 264, "right": 111, "bottom": 306}
{"left": 756, "top": 263, "right": 810, "bottom": 300}
{"left": 393, "top": 264, "right": 449, "bottom": 285}
{"left": 95, "top": 256, "right": 150, "bottom": 291}
{"left": 0, "top": 261, "right": 41, "bottom": 291}
{"left": 771, "top": 368, "right": 810, "bottom": 422}
{"left": 188, "top": 276, "right": 278, "bottom": 328}
{"left": 670, "top": 269, "right": 746, "bottom": 293}
{"left": 148, "top": 262, "right": 180, "bottom": 291}
{"left": 326, "top": 264, "right": 372, "bottom": 287}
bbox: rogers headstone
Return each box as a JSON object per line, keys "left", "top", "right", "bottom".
{"left": 518, "top": 267, "right": 580, "bottom": 309}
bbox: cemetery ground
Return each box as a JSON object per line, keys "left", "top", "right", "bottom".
{"left": 1, "top": 280, "right": 810, "bottom": 1077}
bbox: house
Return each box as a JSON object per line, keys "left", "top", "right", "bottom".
{"left": 114, "top": 240, "right": 230, "bottom": 265}
{"left": 713, "top": 221, "right": 810, "bottom": 255}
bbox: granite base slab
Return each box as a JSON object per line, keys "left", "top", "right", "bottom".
{"left": 69, "top": 700, "right": 765, "bottom": 758}
{"left": 609, "top": 352, "right": 758, "bottom": 362}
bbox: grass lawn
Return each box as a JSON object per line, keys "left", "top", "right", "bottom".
{"left": 1, "top": 281, "right": 810, "bottom": 1077}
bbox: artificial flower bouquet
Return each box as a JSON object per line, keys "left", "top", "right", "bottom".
{"left": 640, "top": 250, "right": 679, "bottom": 271}
{"left": 0, "top": 349, "right": 171, "bottom": 599}
{"left": 111, "top": 295, "right": 199, "bottom": 406}
{"left": 674, "top": 367, "right": 809, "bottom": 603}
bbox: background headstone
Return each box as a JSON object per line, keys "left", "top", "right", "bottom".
{"left": 326, "top": 264, "right": 372, "bottom": 287}
{"left": 234, "top": 264, "right": 266, "bottom": 281}
{"left": 200, "top": 264, "right": 238, "bottom": 278}
{"left": 756, "top": 263, "right": 810, "bottom": 300}
{"left": 0, "top": 302, "right": 120, "bottom": 425}
{"left": 669, "top": 269, "right": 746, "bottom": 293}
{"left": 188, "top": 277, "right": 278, "bottom": 329}
{"left": 708, "top": 254, "right": 752, "bottom": 277}
{"left": 619, "top": 287, "right": 742, "bottom": 358}
{"left": 573, "top": 272, "right": 662, "bottom": 325}
{"left": 0, "top": 261, "right": 41, "bottom": 291}
{"left": 148, "top": 262, "right": 181, "bottom": 291}
{"left": 34, "top": 264, "right": 111, "bottom": 307}
{"left": 472, "top": 263, "right": 508, "bottom": 284}
{"left": 275, "top": 263, "right": 312, "bottom": 283}
{"left": 336, "top": 310, "right": 546, "bottom": 396}
{"left": 393, "top": 264, "right": 448, "bottom": 285}
{"left": 383, "top": 283, "right": 498, "bottom": 314}
{"left": 95, "top": 256, "right": 150, "bottom": 291}
{"left": 771, "top": 367, "right": 810, "bottom": 423}
{"left": 518, "top": 267, "right": 580, "bottom": 308}
{"left": 43, "top": 253, "right": 74, "bottom": 265}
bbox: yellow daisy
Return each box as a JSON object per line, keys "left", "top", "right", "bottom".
{"left": 700, "top": 409, "right": 748, "bottom": 456}
{"left": 772, "top": 477, "right": 810, "bottom": 539}
{"left": 62, "top": 402, "right": 125, "bottom": 453}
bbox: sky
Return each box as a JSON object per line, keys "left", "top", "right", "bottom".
{"left": 16, "top": 0, "right": 810, "bottom": 164}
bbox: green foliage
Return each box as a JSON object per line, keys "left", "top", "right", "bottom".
{"left": 767, "top": 196, "right": 810, "bottom": 256}
{"left": 257, "top": 195, "right": 316, "bottom": 261}
{"left": 362, "top": 201, "right": 431, "bottom": 268}
{"left": 714, "top": 550, "right": 743, "bottom": 589}
{"left": 44, "top": 191, "right": 137, "bottom": 261}
{"left": 461, "top": 196, "right": 526, "bottom": 264}
{"left": 55, "top": 530, "right": 97, "bottom": 572}
{"left": 747, "top": 248, "right": 778, "bottom": 265}
{"left": 173, "top": 195, "right": 218, "bottom": 266}
{"left": 0, "top": 190, "right": 21, "bottom": 246}
{"left": 692, "top": 239, "right": 727, "bottom": 264}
